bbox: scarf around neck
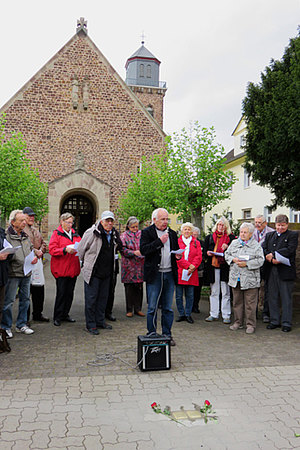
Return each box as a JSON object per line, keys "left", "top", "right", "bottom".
{"left": 182, "top": 235, "right": 192, "bottom": 261}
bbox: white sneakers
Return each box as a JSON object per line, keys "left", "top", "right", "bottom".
{"left": 16, "top": 325, "right": 34, "bottom": 335}
{"left": 6, "top": 329, "right": 13, "bottom": 339}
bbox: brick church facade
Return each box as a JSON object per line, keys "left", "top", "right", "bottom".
{"left": 0, "top": 19, "right": 167, "bottom": 238}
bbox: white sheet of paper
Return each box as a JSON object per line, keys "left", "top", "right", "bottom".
{"left": 209, "top": 251, "right": 224, "bottom": 257}
{"left": 182, "top": 269, "right": 192, "bottom": 281}
{"left": 238, "top": 255, "right": 250, "bottom": 261}
{"left": 3, "top": 239, "right": 12, "bottom": 249}
{"left": 170, "top": 249, "right": 185, "bottom": 255}
{"left": 0, "top": 245, "right": 21, "bottom": 255}
{"left": 275, "top": 251, "right": 291, "bottom": 266}
{"left": 67, "top": 241, "right": 79, "bottom": 255}
{"left": 24, "top": 250, "right": 35, "bottom": 276}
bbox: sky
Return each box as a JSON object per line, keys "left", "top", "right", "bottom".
{"left": 1, "top": 0, "right": 299, "bottom": 152}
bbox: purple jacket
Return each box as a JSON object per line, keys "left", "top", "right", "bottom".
{"left": 120, "top": 230, "right": 144, "bottom": 284}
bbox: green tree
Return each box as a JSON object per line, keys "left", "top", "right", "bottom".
{"left": 242, "top": 33, "right": 300, "bottom": 209}
{"left": 163, "top": 123, "right": 236, "bottom": 229}
{"left": 118, "top": 122, "right": 236, "bottom": 229}
{"left": 0, "top": 115, "right": 48, "bottom": 221}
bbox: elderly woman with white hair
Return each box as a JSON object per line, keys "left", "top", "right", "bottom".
{"left": 225, "top": 222, "right": 264, "bottom": 334}
{"left": 176, "top": 222, "right": 202, "bottom": 324}
{"left": 204, "top": 217, "right": 235, "bottom": 324}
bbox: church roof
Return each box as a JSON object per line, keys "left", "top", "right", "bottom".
{"left": 125, "top": 43, "right": 160, "bottom": 68}
{"left": 0, "top": 23, "right": 165, "bottom": 137}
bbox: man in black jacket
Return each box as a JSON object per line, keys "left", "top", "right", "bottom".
{"left": 262, "top": 214, "right": 298, "bottom": 332}
{"left": 140, "top": 208, "right": 179, "bottom": 346}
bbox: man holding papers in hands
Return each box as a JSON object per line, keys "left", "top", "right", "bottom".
{"left": 262, "top": 214, "right": 298, "bottom": 332}
{"left": 1, "top": 210, "right": 38, "bottom": 338}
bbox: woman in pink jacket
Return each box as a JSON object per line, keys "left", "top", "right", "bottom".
{"left": 176, "top": 222, "right": 202, "bottom": 324}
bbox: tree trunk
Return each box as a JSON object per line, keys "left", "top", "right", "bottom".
{"left": 191, "top": 209, "right": 203, "bottom": 233}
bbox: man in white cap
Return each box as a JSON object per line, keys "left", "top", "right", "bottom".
{"left": 77, "top": 211, "right": 122, "bottom": 335}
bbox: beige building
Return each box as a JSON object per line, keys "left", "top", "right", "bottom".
{"left": 204, "top": 117, "right": 298, "bottom": 232}
{"left": 0, "top": 18, "right": 167, "bottom": 238}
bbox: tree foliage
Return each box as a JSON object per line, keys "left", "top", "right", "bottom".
{"left": 242, "top": 33, "right": 300, "bottom": 209}
{"left": 118, "top": 122, "right": 236, "bottom": 229}
{"left": 0, "top": 115, "right": 48, "bottom": 221}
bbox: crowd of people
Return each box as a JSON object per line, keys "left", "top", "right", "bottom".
{"left": 0, "top": 207, "right": 298, "bottom": 351}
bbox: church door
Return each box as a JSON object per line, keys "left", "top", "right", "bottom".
{"left": 61, "top": 194, "right": 95, "bottom": 236}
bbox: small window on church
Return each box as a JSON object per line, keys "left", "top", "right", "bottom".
{"left": 147, "top": 65, "right": 151, "bottom": 78}
{"left": 146, "top": 105, "right": 154, "bottom": 117}
{"left": 139, "top": 64, "right": 144, "bottom": 77}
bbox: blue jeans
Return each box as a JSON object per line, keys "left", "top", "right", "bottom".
{"left": 176, "top": 285, "right": 194, "bottom": 317}
{"left": 1, "top": 276, "right": 31, "bottom": 330}
{"left": 146, "top": 271, "right": 175, "bottom": 337}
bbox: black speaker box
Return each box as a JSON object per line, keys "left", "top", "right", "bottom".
{"left": 137, "top": 335, "right": 171, "bottom": 371}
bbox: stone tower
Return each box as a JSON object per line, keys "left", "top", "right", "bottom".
{"left": 125, "top": 41, "right": 167, "bottom": 129}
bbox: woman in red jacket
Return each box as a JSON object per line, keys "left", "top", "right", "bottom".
{"left": 49, "top": 213, "right": 81, "bottom": 326}
{"left": 176, "top": 222, "right": 202, "bottom": 324}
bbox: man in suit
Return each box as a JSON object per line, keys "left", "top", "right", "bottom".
{"left": 262, "top": 214, "right": 298, "bottom": 332}
{"left": 253, "top": 214, "right": 274, "bottom": 322}
{"left": 140, "top": 208, "right": 179, "bottom": 346}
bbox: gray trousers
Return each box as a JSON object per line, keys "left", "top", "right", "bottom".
{"left": 267, "top": 267, "right": 294, "bottom": 327}
{"left": 232, "top": 285, "right": 258, "bottom": 328}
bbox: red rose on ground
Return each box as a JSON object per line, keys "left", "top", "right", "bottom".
{"left": 205, "top": 400, "right": 210, "bottom": 406}
{"left": 151, "top": 402, "right": 157, "bottom": 408}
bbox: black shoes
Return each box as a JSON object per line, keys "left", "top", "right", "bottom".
{"left": 62, "top": 316, "right": 76, "bottom": 323}
{"left": 105, "top": 314, "right": 116, "bottom": 322}
{"left": 53, "top": 319, "right": 61, "bottom": 327}
{"left": 33, "top": 315, "right": 50, "bottom": 322}
{"left": 176, "top": 316, "right": 186, "bottom": 322}
{"left": 282, "top": 326, "right": 291, "bottom": 332}
{"left": 169, "top": 337, "right": 176, "bottom": 346}
{"left": 86, "top": 328, "right": 99, "bottom": 335}
{"left": 186, "top": 316, "right": 194, "bottom": 324}
{"left": 266, "top": 323, "right": 281, "bottom": 330}
{"left": 192, "top": 307, "right": 200, "bottom": 314}
{"left": 98, "top": 323, "right": 112, "bottom": 330}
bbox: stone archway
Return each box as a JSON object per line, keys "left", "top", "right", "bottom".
{"left": 60, "top": 193, "right": 95, "bottom": 236}
{"left": 48, "top": 169, "right": 111, "bottom": 239}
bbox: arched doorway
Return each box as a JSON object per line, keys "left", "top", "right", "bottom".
{"left": 61, "top": 194, "right": 96, "bottom": 236}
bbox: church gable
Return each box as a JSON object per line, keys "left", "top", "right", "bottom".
{"left": 0, "top": 26, "right": 165, "bottom": 216}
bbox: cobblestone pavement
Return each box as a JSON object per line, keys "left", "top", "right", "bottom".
{"left": 0, "top": 259, "right": 300, "bottom": 448}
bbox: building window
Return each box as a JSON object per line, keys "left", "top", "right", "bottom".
{"left": 240, "top": 135, "right": 246, "bottom": 148}
{"left": 139, "top": 64, "right": 144, "bottom": 77}
{"left": 293, "top": 210, "right": 300, "bottom": 223}
{"left": 244, "top": 169, "right": 251, "bottom": 188}
{"left": 227, "top": 211, "right": 233, "bottom": 220}
{"left": 243, "top": 209, "right": 252, "bottom": 219}
{"left": 146, "top": 105, "right": 154, "bottom": 117}
{"left": 213, "top": 214, "right": 218, "bottom": 221}
{"left": 264, "top": 206, "right": 273, "bottom": 222}
{"left": 147, "top": 64, "right": 151, "bottom": 78}
{"left": 176, "top": 217, "right": 183, "bottom": 225}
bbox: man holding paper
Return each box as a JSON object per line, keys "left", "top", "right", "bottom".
{"left": 263, "top": 214, "right": 298, "bottom": 332}
{"left": 1, "top": 210, "right": 38, "bottom": 338}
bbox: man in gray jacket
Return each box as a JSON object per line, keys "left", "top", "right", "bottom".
{"left": 1, "top": 210, "right": 37, "bottom": 338}
{"left": 77, "top": 211, "right": 122, "bottom": 335}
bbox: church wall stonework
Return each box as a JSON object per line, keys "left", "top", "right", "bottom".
{"left": 1, "top": 31, "right": 165, "bottom": 236}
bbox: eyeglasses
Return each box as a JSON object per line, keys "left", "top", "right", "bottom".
{"left": 64, "top": 220, "right": 73, "bottom": 225}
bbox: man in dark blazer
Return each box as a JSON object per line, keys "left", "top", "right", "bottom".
{"left": 140, "top": 208, "right": 180, "bottom": 346}
{"left": 262, "top": 214, "right": 298, "bottom": 332}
